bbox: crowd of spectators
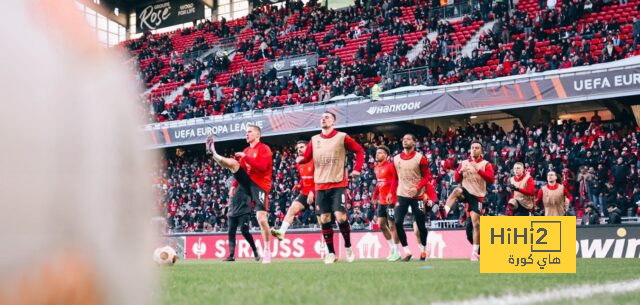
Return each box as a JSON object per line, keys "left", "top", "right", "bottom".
{"left": 143, "top": 0, "right": 493, "bottom": 123}
{"left": 389, "top": 0, "right": 640, "bottom": 87}
{"left": 134, "top": 0, "right": 640, "bottom": 124}
{"left": 155, "top": 114, "right": 640, "bottom": 233}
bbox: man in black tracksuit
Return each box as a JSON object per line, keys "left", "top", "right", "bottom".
{"left": 225, "top": 179, "right": 260, "bottom": 262}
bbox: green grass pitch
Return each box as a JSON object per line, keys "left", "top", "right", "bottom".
{"left": 161, "top": 259, "right": 640, "bottom": 305}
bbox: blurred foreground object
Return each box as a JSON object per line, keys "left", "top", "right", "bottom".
{"left": 153, "top": 246, "right": 178, "bottom": 266}
{"left": 0, "top": 1, "right": 157, "bottom": 305}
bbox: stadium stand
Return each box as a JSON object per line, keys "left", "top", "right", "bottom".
{"left": 132, "top": 0, "right": 640, "bottom": 124}
{"left": 132, "top": 0, "right": 490, "bottom": 123}
{"left": 393, "top": 0, "right": 640, "bottom": 85}
{"left": 156, "top": 117, "right": 640, "bottom": 233}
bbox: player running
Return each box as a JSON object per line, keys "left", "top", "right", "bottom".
{"left": 444, "top": 141, "right": 494, "bottom": 261}
{"left": 372, "top": 145, "right": 402, "bottom": 261}
{"left": 297, "top": 111, "right": 365, "bottom": 264}
{"left": 506, "top": 162, "right": 536, "bottom": 216}
{"left": 206, "top": 125, "right": 274, "bottom": 264}
{"left": 390, "top": 134, "right": 435, "bottom": 261}
{"left": 271, "top": 140, "right": 322, "bottom": 240}
{"left": 536, "top": 171, "right": 572, "bottom": 216}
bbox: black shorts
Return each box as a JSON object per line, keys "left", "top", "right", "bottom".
{"left": 461, "top": 187, "right": 482, "bottom": 214}
{"left": 316, "top": 188, "right": 347, "bottom": 214}
{"left": 233, "top": 167, "right": 268, "bottom": 212}
{"left": 513, "top": 203, "right": 531, "bottom": 216}
{"left": 394, "top": 196, "right": 427, "bottom": 224}
{"left": 376, "top": 204, "right": 395, "bottom": 220}
{"left": 295, "top": 194, "right": 321, "bottom": 216}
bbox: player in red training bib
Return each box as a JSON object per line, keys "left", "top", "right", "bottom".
{"left": 444, "top": 141, "right": 495, "bottom": 261}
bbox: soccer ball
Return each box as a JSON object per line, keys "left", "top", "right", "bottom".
{"left": 153, "top": 246, "right": 178, "bottom": 266}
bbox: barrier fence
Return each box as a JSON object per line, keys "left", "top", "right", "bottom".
{"left": 164, "top": 224, "right": 640, "bottom": 260}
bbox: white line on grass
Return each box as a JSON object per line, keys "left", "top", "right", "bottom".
{"left": 431, "top": 278, "right": 640, "bottom": 305}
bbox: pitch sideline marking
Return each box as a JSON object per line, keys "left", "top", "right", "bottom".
{"left": 431, "top": 278, "right": 640, "bottom": 305}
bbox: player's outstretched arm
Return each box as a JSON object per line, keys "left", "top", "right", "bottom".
{"left": 206, "top": 135, "right": 240, "bottom": 172}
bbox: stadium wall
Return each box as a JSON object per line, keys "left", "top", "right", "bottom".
{"left": 170, "top": 224, "right": 640, "bottom": 260}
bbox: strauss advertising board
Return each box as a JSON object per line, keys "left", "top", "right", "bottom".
{"left": 183, "top": 230, "right": 472, "bottom": 260}
{"left": 181, "top": 225, "right": 640, "bottom": 259}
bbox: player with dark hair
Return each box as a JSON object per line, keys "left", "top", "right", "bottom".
{"left": 390, "top": 133, "right": 436, "bottom": 261}
{"left": 507, "top": 162, "right": 536, "bottom": 216}
{"left": 536, "top": 171, "right": 573, "bottom": 216}
{"left": 271, "top": 140, "right": 322, "bottom": 241}
{"left": 372, "top": 145, "right": 402, "bottom": 261}
{"left": 297, "top": 111, "right": 365, "bottom": 264}
{"left": 206, "top": 125, "right": 274, "bottom": 263}
{"left": 444, "top": 141, "right": 494, "bottom": 261}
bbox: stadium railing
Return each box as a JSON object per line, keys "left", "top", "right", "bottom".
{"left": 583, "top": 216, "right": 640, "bottom": 225}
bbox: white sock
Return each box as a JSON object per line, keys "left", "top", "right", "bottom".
{"left": 472, "top": 244, "right": 479, "bottom": 254}
{"left": 419, "top": 244, "right": 425, "bottom": 252}
{"left": 396, "top": 243, "right": 403, "bottom": 254}
{"left": 280, "top": 221, "right": 290, "bottom": 233}
{"left": 386, "top": 239, "right": 395, "bottom": 252}
{"left": 444, "top": 205, "right": 451, "bottom": 214}
{"left": 403, "top": 246, "right": 410, "bottom": 255}
{"left": 265, "top": 243, "right": 270, "bottom": 253}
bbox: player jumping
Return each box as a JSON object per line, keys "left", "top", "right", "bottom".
{"left": 206, "top": 125, "right": 274, "bottom": 263}
{"left": 297, "top": 111, "right": 365, "bottom": 264}
{"left": 444, "top": 141, "right": 494, "bottom": 261}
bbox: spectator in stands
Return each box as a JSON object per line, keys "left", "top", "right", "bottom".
{"left": 631, "top": 185, "right": 640, "bottom": 211}
{"left": 607, "top": 203, "right": 622, "bottom": 224}
{"left": 617, "top": 191, "right": 632, "bottom": 217}
{"left": 582, "top": 204, "right": 600, "bottom": 225}
{"left": 350, "top": 207, "right": 367, "bottom": 229}
{"left": 371, "top": 82, "right": 382, "bottom": 101}
{"left": 634, "top": 17, "right": 640, "bottom": 49}
{"left": 612, "top": 157, "right": 629, "bottom": 194}
{"left": 583, "top": 0, "right": 594, "bottom": 14}
{"left": 601, "top": 41, "right": 620, "bottom": 62}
